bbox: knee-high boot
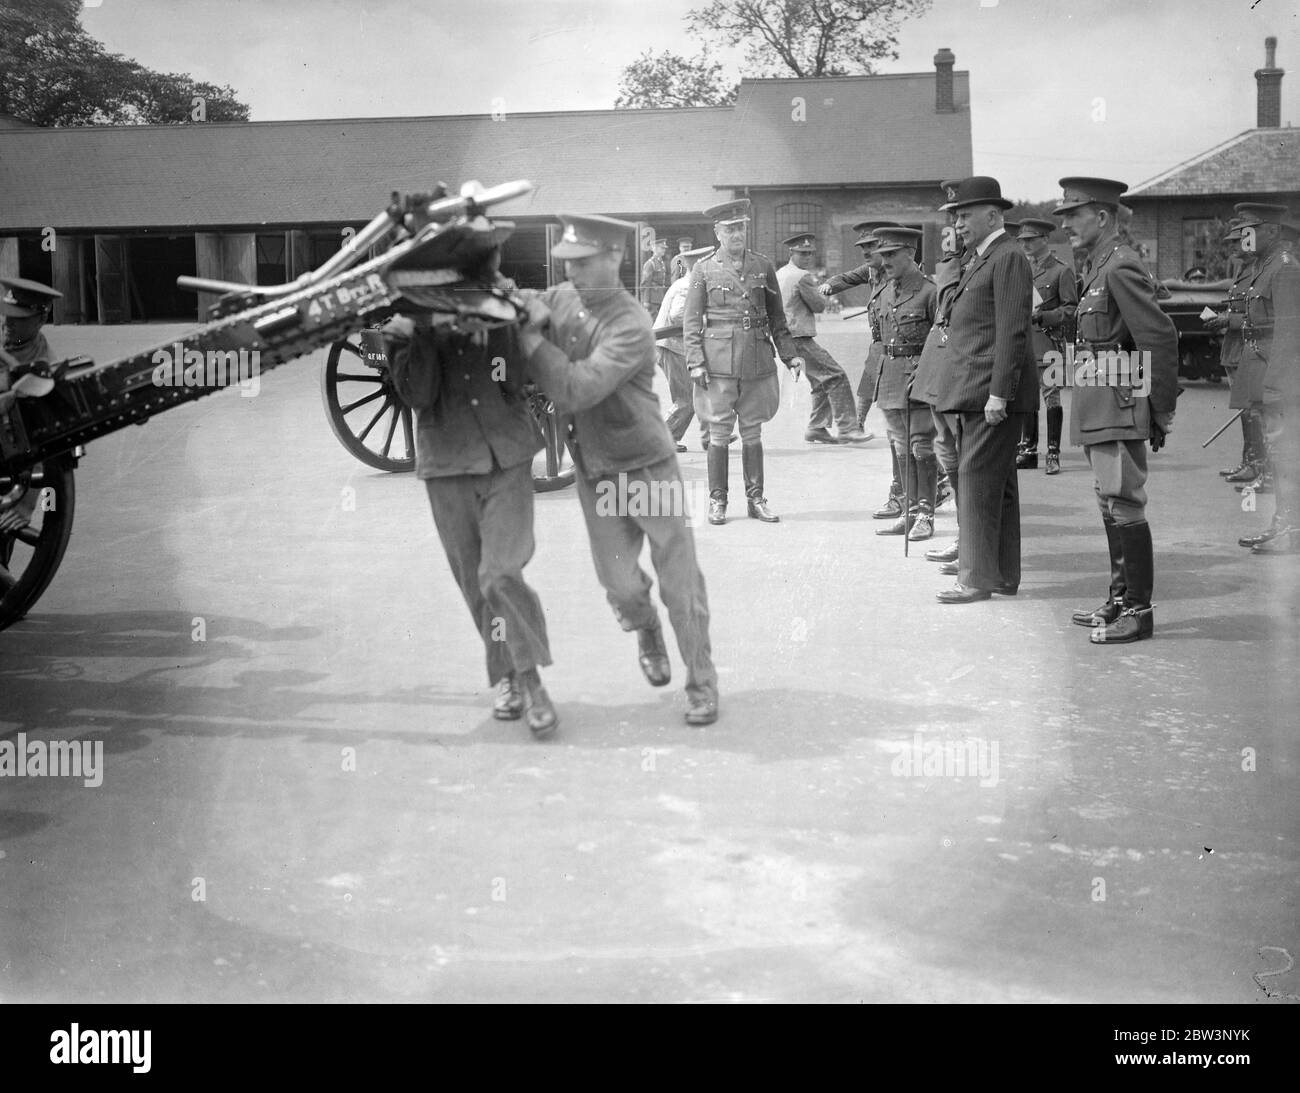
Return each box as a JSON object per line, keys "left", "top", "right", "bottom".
{"left": 707, "top": 443, "right": 728, "bottom": 524}
{"left": 1071, "top": 514, "right": 1126, "bottom": 626}
{"left": 1046, "top": 406, "right": 1063, "bottom": 453}
{"left": 1093, "top": 520, "right": 1154, "bottom": 643}
{"left": 742, "top": 442, "right": 779, "bottom": 522}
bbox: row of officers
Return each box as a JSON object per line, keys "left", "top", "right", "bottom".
{"left": 650, "top": 175, "right": 1299, "bottom": 647}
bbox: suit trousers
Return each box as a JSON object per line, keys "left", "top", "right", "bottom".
{"left": 1262, "top": 402, "right": 1298, "bottom": 520}
{"left": 952, "top": 412, "right": 1024, "bottom": 590}
{"left": 796, "top": 337, "right": 856, "bottom": 433}
{"left": 657, "top": 346, "right": 697, "bottom": 443}
{"left": 575, "top": 455, "right": 718, "bottom": 704}
{"left": 1085, "top": 439, "right": 1148, "bottom": 525}
{"left": 424, "top": 460, "right": 552, "bottom": 686}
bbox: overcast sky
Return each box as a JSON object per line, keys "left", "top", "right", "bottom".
{"left": 82, "top": 0, "right": 1299, "bottom": 200}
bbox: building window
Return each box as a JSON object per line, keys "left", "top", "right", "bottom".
{"left": 1182, "top": 219, "right": 1217, "bottom": 278}
{"left": 255, "top": 233, "right": 286, "bottom": 285}
{"left": 775, "top": 202, "right": 824, "bottom": 259}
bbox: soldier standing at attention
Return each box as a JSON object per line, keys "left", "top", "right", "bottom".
{"left": 870, "top": 227, "right": 939, "bottom": 542}
{"left": 777, "top": 233, "right": 871, "bottom": 445}
{"left": 640, "top": 237, "right": 669, "bottom": 313}
{"left": 670, "top": 236, "right": 695, "bottom": 283}
{"left": 683, "top": 199, "right": 804, "bottom": 526}
{"left": 1230, "top": 204, "right": 1300, "bottom": 553}
{"left": 1054, "top": 177, "right": 1179, "bottom": 642}
{"left": 1016, "top": 218, "right": 1079, "bottom": 475}
{"left": 520, "top": 214, "right": 719, "bottom": 726}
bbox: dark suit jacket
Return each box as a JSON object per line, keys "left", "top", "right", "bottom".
{"left": 928, "top": 232, "right": 1037, "bottom": 413}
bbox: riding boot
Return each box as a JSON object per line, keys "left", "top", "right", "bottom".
{"left": 1092, "top": 520, "right": 1154, "bottom": 643}
{"left": 742, "top": 442, "right": 779, "bottom": 522}
{"left": 1071, "top": 515, "right": 1125, "bottom": 627}
{"left": 707, "top": 443, "right": 728, "bottom": 524}
{"left": 1022, "top": 408, "right": 1039, "bottom": 453}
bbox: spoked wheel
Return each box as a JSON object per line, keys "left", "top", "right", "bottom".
{"left": 0, "top": 455, "right": 76, "bottom": 632}
{"left": 321, "top": 331, "right": 415, "bottom": 473}
{"left": 528, "top": 389, "right": 575, "bottom": 493}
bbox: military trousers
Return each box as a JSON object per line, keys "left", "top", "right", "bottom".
{"left": 1085, "top": 439, "right": 1149, "bottom": 525}
{"left": 693, "top": 372, "right": 779, "bottom": 445}
{"left": 425, "top": 460, "right": 553, "bottom": 686}
{"left": 575, "top": 456, "right": 718, "bottom": 705}
{"left": 1262, "top": 401, "right": 1299, "bottom": 521}
{"left": 796, "top": 337, "right": 857, "bottom": 434}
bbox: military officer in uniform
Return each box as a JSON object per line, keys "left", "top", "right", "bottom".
{"left": 776, "top": 232, "right": 870, "bottom": 445}
{"left": 1017, "top": 218, "right": 1079, "bottom": 475}
{"left": 1205, "top": 217, "right": 1263, "bottom": 487}
{"left": 871, "top": 227, "right": 939, "bottom": 542}
{"left": 670, "top": 236, "right": 695, "bottom": 283}
{"left": 1230, "top": 204, "right": 1300, "bottom": 553}
{"left": 520, "top": 213, "right": 719, "bottom": 725}
{"left": 1055, "top": 177, "right": 1179, "bottom": 642}
{"left": 1, "top": 277, "right": 62, "bottom": 598}
{"left": 640, "top": 237, "right": 669, "bottom": 313}
{"left": 682, "top": 199, "right": 804, "bottom": 525}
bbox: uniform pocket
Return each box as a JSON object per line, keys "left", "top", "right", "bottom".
{"left": 1076, "top": 290, "right": 1110, "bottom": 343}
{"left": 702, "top": 331, "right": 736, "bottom": 375}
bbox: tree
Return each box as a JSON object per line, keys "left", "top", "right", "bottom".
{"left": 686, "top": 0, "right": 932, "bottom": 79}
{"left": 615, "top": 49, "right": 739, "bottom": 109}
{"left": 0, "top": 0, "right": 249, "bottom": 126}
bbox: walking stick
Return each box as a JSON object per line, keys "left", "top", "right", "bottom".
{"left": 1202, "top": 408, "right": 1246, "bottom": 448}
{"left": 840, "top": 308, "right": 870, "bottom": 320}
{"left": 902, "top": 384, "right": 912, "bottom": 558}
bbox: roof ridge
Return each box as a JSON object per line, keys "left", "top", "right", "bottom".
{"left": 1126, "top": 129, "right": 1266, "bottom": 195}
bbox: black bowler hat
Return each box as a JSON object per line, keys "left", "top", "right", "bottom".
{"left": 939, "top": 176, "right": 1014, "bottom": 211}
{"left": 550, "top": 213, "right": 635, "bottom": 259}
{"left": 1018, "top": 218, "right": 1056, "bottom": 239}
{"left": 1233, "top": 202, "right": 1290, "bottom": 227}
{"left": 872, "top": 227, "right": 922, "bottom": 254}
{"left": 783, "top": 233, "right": 817, "bottom": 252}
{"left": 0, "top": 276, "right": 62, "bottom": 318}
{"left": 1054, "top": 177, "right": 1128, "bottom": 214}
{"left": 704, "top": 199, "right": 751, "bottom": 226}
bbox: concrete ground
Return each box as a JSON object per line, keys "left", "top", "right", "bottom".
{"left": 1, "top": 319, "right": 1296, "bottom": 1003}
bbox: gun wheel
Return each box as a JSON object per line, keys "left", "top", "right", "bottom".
{"left": 321, "top": 332, "right": 416, "bottom": 473}
{"left": 0, "top": 455, "right": 76, "bottom": 632}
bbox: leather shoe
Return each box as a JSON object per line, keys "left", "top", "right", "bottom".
{"left": 837, "top": 429, "right": 872, "bottom": 445}
{"left": 1016, "top": 449, "right": 1038, "bottom": 470}
{"left": 685, "top": 697, "right": 718, "bottom": 726}
{"left": 939, "top": 560, "right": 959, "bottom": 576}
{"left": 926, "top": 539, "right": 959, "bottom": 563}
{"left": 804, "top": 427, "right": 836, "bottom": 444}
{"left": 492, "top": 673, "right": 524, "bottom": 720}
{"left": 1090, "top": 605, "right": 1154, "bottom": 644}
{"left": 936, "top": 583, "right": 992, "bottom": 604}
{"left": 1235, "top": 471, "right": 1273, "bottom": 494}
{"left": 1045, "top": 451, "right": 1061, "bottom": 475}
{"left": 637, "top": 624, "right": 671, "bottom": 687}
{"left": 1071, "top": 599, "right": 1122, "bottom": 627}
{"left": 675, "top": 443, "right": 687, "bottom": 452}
{"left": 708, "top": 497, "right": 727, "bottom": 525}
{"left": 872, "top": 495, "right": 903, "bottom": 519}
{"left": 1238, "top": 519, "right": 1279, "bottom": 548}
{"left": 992, "top": 583, "right": 1018, "bottom": 596}
{"left": 876, "top": 511, "right": 910, "bottom": 535}
{"left": 518, "top": 670, "right": 558, "bottom": 739}
{"left": 747, "top": 497, "right": 780, "bottom": 522}
{"left": 907, "top": 511, "right": 934, "bottom": 541}
{"left": 1225, "top": 462, "right": 1260, "bottom": 483}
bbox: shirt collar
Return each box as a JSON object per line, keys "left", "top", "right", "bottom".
{"left": 975, "top": 228, "right": 1006, "bottom": 257}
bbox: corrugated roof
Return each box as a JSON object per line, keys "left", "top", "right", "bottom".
{"left": 1126, "top": 128, "right": 1300, "bottom": 199}
{"left": 0, "top": 71, "right": 970, "bottom": 232}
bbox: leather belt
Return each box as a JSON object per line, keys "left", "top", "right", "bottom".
{"left": 708, "top": 316, "right": 768, "bottom": 332}
{"left": 884, "top": 344, "right": 925, "bottom": 357}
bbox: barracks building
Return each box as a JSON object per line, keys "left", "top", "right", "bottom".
{"left": 0, "top": 51, "right": 971, "bottom": 324}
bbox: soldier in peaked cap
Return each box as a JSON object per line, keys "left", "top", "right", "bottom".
{"left": 1054, "top": 177, "right": 1179, "bottom": 641}
{"left": 682, "top": 198, "right": 805, "bottom": 525}
{"left": 1206, "top": 216, "right": 1265, "bottom": 488}
{"left": 670, "top": 236, "right": 697, "bottom": 283}
{"left": 520, "top": 213, "right": 719, "bottom": 726}
{"left": 870, "top": 226, "right": 940, "bottom": 542}
{"left": 639, "top": 237, "right": 669, "bottom": 313}
{"left": 1229, "top": 203, "right": 1300, "bottom": 553}
{"left": 654, "top": 244, "right": 717, "bottom": 452}
{"left": 1016, "top": 218, "right": 1079, "bottom": 475}
{"left": 776, "top": 232, "right": 870, "bottom": 445}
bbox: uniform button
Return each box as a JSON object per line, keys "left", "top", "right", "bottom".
{"left": 470, "top": 398, "right": 479, "bottom": 407}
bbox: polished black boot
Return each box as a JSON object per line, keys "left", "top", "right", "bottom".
{"left": 707, "top": 443, "right": 728, "bottom": 524}
{"left": 1072, "top": 515, "right": 1126, "bottom": 627}
{"left": 1238, "top": 514, "right": 1281, "bottom": 549}
{"left": 742, "top": 443, "right": 779, "bottom": 522}
{"left": 1092, "top": 521, "right": 1154, "bottom": 644}
{"left": 1045, "top": 406, "right": 1063, "bottom": 475}
{"left": 1021, "top": 408, "right": 1039, "bottom": 458}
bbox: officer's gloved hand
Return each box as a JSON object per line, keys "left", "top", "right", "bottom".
{"left": 1150, "top": 411, "right": 1175, "bottom": 451}
{"left": 690, "top": 365, "right": 709, "bottom": 389}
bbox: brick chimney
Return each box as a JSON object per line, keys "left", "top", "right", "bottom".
{"left": 1256, "top": 36, "right": 1283, "bottom": 128}
{"left": 934, "top": 48, "right": 955, "bottom": 113}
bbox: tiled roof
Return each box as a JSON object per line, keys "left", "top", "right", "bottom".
{"left": 0, "top": 71, "right": 970, "bottom": 232}
{"left": 1126, "top": 128, "right": 1300, "bottom": 199}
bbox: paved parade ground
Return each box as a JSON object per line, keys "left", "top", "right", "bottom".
{"left": 2, "top": 320, "right": 1297, "bottom": 1004}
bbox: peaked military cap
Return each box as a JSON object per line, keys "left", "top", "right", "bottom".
{"left": 676, "top": 236, "right": 694, "bottom": 246}
{"left": 653, "top": 238, "right": 668, "bottom": 246}
{"left": 0, "top": 276, "right": 62, "bottom": 318}
{"left": 783, "top": 233, "right": 817, "bottom": 252}
{"left": 704, "top": 199, "right": 751, "bottom": 226}
{"left": 1223, "top": 216, "right": 1246, "bottom": 241}
{"left": 940, "top": 176, "right": 1014, "bottom": 211}
{"left": 1018, "top": 218, "right": 1057, "bottom": 239}
{"left": 1003, "top": 220, "right": 1021, "bottom": 238}
{"left": 681, "top": 245, "right": 715, "bottom": 261}
{"left": 1054, "top": 177, "right": 1128, "bottom": 213}
{"left": 872, "top": 226, "right": 923, "bottom": 254}
{"left": 852, "top": 220, "right": 899, "bottom": 248}
{"left": 1233, "top": 202, "right": 1290, "bottom": 227}
{"left": 550, "top": 213, "right": 635, "bottom": 259}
